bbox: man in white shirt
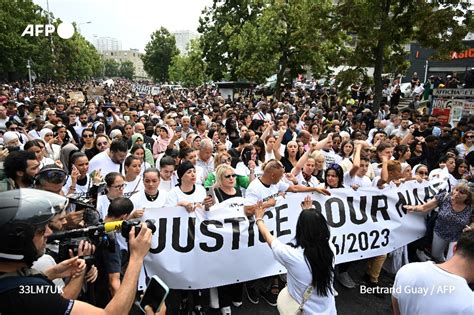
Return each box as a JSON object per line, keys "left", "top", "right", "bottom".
{"left": 196, "top": 138, "right": 214, "bottom": 179}
{"left": 392, "top": 230, "right": 474, "bottom": 315}
{"left": 244, "top": 160, "right": 330, "bottom": 306}
{"left": 391, "top": 118, "right": 411, "bottom": 138}
{"left": 89, "top": 140, "right": 128, "bottom": 175}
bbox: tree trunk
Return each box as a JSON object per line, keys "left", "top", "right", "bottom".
{"left": 274, "top": 48, "right": 289, "bottom": 100}
{"left": 373, "top": 39, "right": 384, "bottom": 112}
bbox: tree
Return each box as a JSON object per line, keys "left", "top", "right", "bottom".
{"left": 119, "top": 61, "right": 134, "bottom": 79}
{"left": 169, "top": 39, "right": 209, "bottom": 86}
{"left": 229, "top": 0, "right": 345, "bottom": 98}
{"left": 0, "top": 0, "right": 102, "bottom": 81}
{"left": 142, "top": 27, "right": 179, "bottom": 82}
{"left": 104, "top": 59, "right": 120, "bottom": 77}
{"left": 333, "top": 0, "right": 473, "bottom": 110}
{"left": 198, "top": 0, "right": 264, "bottom": 81}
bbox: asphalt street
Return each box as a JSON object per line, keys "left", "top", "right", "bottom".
{"left": 208, "top": 259, "right": 394, "bottom": 315}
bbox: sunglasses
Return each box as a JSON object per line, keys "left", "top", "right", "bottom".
{"left": 465, "top": 135, "right": 474, "bottom": 138}
{"left": 97, "top": 141, "right": 108, "bottom": 146}
{"left": 220, "top": 133, "right": 228, "bottom": 136}
{"left": 83, "top": 134, "right": 94, "bottom": 138}
{"left": 224, "top": 174, "right": 237, "bottom": 179}
{"left": 9, "top": 127, "right": 17, "bottom": 131}
{"left": 221, "top": 158, "right": 231, "bottom": 163}
{"left": 417, "top": 171, "right": 428, "bottom": 176}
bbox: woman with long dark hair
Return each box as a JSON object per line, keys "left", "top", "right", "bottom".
{"left": 255, "top": 196, "right": 336, "bottom": 314}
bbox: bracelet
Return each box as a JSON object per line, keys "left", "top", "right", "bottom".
{"left": 255, "top": 218, "right": 265, "bottom": 225}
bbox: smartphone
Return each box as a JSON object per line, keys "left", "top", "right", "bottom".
{"left": 205, "top": 187, "right": 215, "bottom": 199}
{"left": 140, "top": 275, "right": 169, "bottom": 313}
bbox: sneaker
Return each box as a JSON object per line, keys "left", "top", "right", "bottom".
{"left": 336, "top": 271, "right": 356, "bottom": 288}
{"left": 231, "top": 301, "right": 242, "bottom": 308}
{"left": 260, "top": 289, "right": 278, "bottom": 307}
{"left": 246, "top": 286, "right": 260, "bottom": 304}
{"left": 220, "top": 306, "right": 231, "bottom": 315}
{"left": 361, "top": 274, "right": 385, "bottom": 298}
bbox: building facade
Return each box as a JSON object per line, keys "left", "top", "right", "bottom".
{"left": 172, "top": 30, "right": 199, "bottom": 55}
{"left": 405, "top": 40, "right": 474, "bottom": 83}
{"left": 101, "top": 49, "right": 148, "bottom": 79}
{"left": 93, "top": 37, "right": 122, "bottom": 53}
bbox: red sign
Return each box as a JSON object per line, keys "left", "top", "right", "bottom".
{"left": 451, "top": 48, "right": 474, "bottom": 59}
{"left": 432, "top": 108, "right": 451, "bottom": 125}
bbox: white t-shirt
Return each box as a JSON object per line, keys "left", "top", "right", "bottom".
{"left": 343, "top": 171, "right": 371, "bottom": 188}
{"left": 271, "top": 239, "right": 337, "bottom": 315}
{"left": 295, "top": 172, "right": 320, "bottom": 188}
{"left": 393, "top": 262, "right": 474, "bottom": 315}
{"left": 124, "top": 176, "right": 144, "bottom": 199}
{"left": 130, "top": 189, "right": 167, "bottom": 210}
{"left": 321, "top": 150, "right": 342, "bottom": 166}
{"left": 96, "top": 194, "right": 110, "bottom": 220}
{"left": 158, "top": 176, "right": 178, "bottom": 193}
{"left": 164, "top": 185, "right": 207, "bottom": 208}
{"left": 89, "top": 150, "right": 122, "bottom": 175}
{"left": 62, "top": 174, "right": 91, "bottom": 196}
{"left": 245, "top": 178, "right": 290, "bottom": 204}
{"left": 235, "top": 161, "right": 263, "bottom": 178}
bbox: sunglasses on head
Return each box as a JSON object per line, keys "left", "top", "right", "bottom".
{"left": 328, "top": 163, "right": 341, "bottom": 170}
{"left": 37, "top": 169, "right": 66, "bottom": 183}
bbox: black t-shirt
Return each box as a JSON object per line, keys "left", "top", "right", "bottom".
{"left": 0, "top": 274, "right": 74, "bottom": 315}
{"left": 214, "top": 187, "right": 242, "bottom": 203}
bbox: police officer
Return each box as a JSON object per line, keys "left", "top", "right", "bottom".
{"left": 0, "top": 188, "right": 164, "bottom": 315}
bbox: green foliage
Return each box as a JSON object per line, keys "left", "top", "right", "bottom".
{"left": 198, "top": 0, "right": 264, "bottom": 81}
{"left": 119, "top": 60, "right": 135, "bottom": 80}
{"left": 0, "top": 0, "right": 102, "bottom": 81}
{"left": 333, "top": 0, "right": 473, "bottom": 109}
{"left": 104, "top": 59, "right": 120, "bottom": 77}
{"left": 169, "top": 39, "right": 209, "bottom": 87}
{"left": 199, "top": 0, "right": 346, "bottom": 98}
{"left": 142, "top": 27, "right": 179, "bottom": 83}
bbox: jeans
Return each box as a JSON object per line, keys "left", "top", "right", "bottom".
{"left": 431, "top": 232, "right": 449, "bottom": 262}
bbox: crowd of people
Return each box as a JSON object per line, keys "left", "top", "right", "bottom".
{"left": 0, "top": 76, "right": 473, "bottom": 315}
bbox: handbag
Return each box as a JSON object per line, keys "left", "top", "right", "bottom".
{"left": 277, "top": 285, "right": 313, "bottom": 315}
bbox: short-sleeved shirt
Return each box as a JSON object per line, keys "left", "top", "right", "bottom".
{"left": 343, "top": 171, "right": 371, "bottom": 188}
{"left": 0, "top": 274, "right": 74, "bottom": 315}
{"left": 434, "top": 192, "right": 472, "bottom": 242}
{"left": 245, "top": 178, "right": 290, "bottom": 204}
{"left": 393, "top": 262, "right": 474, "bottom": 315}
{"left": 271, "top": 239, "right": 337, "bottom": 314}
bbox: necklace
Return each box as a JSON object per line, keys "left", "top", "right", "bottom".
{"left": 145, "top": 191, "right": 159, "bottom": 202}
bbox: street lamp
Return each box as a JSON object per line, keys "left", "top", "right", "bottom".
{"left": 26, "top": 59, "right": 33, "bottom": 91}
{"left": 77, "top": 21, "right": 92, "bottom": 34}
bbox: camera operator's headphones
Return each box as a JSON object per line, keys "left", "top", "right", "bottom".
{"left": 35, "top": 165, "right": 67, "bottom": 186}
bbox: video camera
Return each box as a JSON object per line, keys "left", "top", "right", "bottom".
{"left": 47, "top": 219, "right": 156, "bottom": 264}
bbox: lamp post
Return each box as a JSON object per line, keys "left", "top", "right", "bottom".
{"left": 27, "top": 59, "right": 33, "bottom": 91}
{"left": 77, "top": 21, "right": 92, "bottom": 34}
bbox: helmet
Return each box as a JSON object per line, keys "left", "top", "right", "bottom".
{"left": 0, "top": 189, "right": 68, "bottom": 265}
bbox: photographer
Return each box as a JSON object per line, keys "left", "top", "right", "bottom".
{"left": 0, "top": 188, "right": 158, "bottom": 315}
{"left": 32, "top": 208, "right": 98, "bottom": 300}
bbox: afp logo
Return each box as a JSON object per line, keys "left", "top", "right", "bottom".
{"left": 21, "top": 22, "right": 75, "bottom": 39}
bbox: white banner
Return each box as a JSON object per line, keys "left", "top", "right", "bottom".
{"left": 433, "top": 88, "right": 474, "bottom": 97}
{"left": 132, "top": 84, "right": 160, "bottom": 95}
{"left": 141, "top": 180, "right": 446, "bottom": 290}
